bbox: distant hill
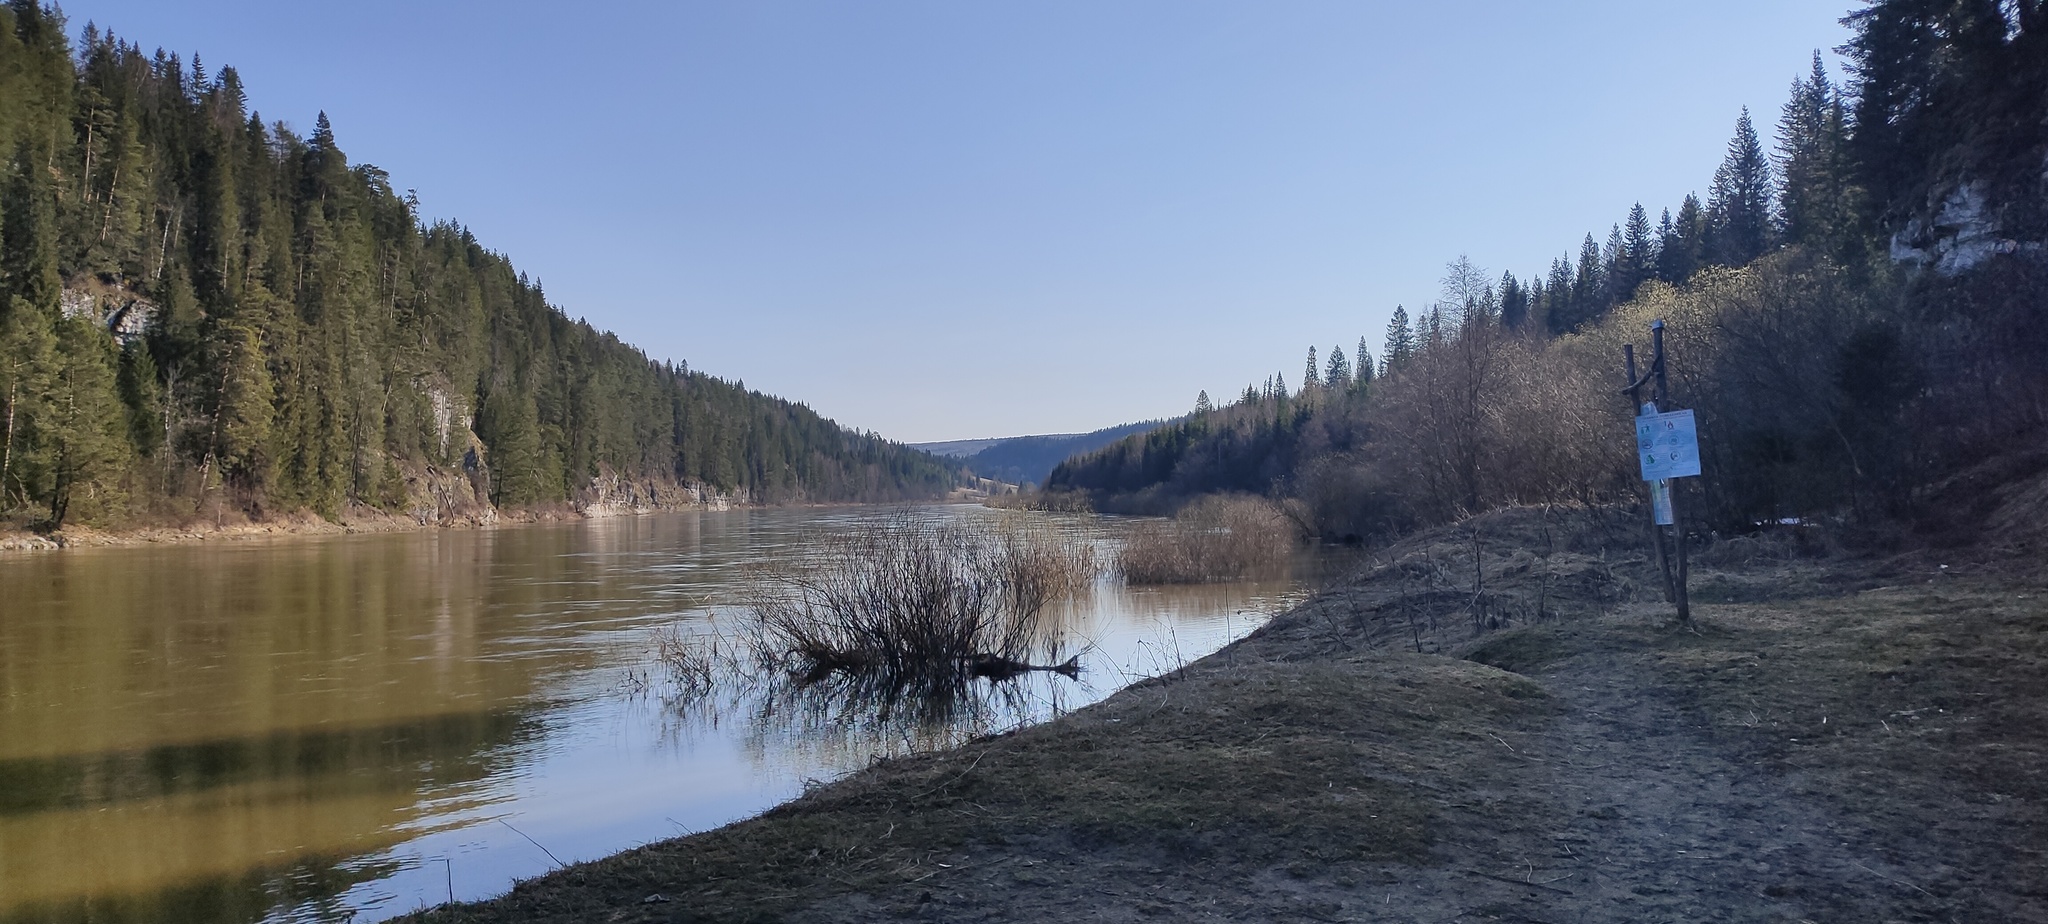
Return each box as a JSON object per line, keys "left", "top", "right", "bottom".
{"left": 916, "top": 420, "right": 1170, "bottom": 488}
{"left": 915, "top": 438, "right": 1008, "bottom": 459}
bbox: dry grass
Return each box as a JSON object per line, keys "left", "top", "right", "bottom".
{"left": 981, "top": 490, "right": 1094, "bottom": 513}
{"left": 1116, "top": 494, "right": 1299, "bottom": 584}
{"left": 408, "top": 650, "right": 1550, "bottom": 924}
{"left": 1657, "top": 577, "right": 2048, "bottom": 910}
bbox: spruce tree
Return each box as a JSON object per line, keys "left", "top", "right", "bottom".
{"left": 0, "top": 304, "right": 54, "bottom": 515}
{"left": 2, "top": 141, "right": 63, "bottom": 314}
{"left": 1708, "top": 108, "right": 1774, "bottom": 266}
{"left": 1382, "top": 306, "right": 1415, "bottom": 373}
{"left": 1542, "top": 256, "right": 1573, "bottom": 334}
{"left": 1775, "top": 52, "right": 1859, "bottom": 255}
{"left": 214, "top": 322, "right": 275, "bottom": 494}
{"left": 1659, "top": 194, "right": 1707, "bottom": 284}
{"left": 1498, "top": 271, "right": 1529, "bottom": 329}
{"left": 116, "top": 341, "right": 161, "bottom": 457}
{"left": 1621, "top": 203, "right": 1656, "bottom": 299}
{"left": 46, "top": 315, "right": 133, "bottom": 526}
{"left": 1601, "top": 224, "right": 1626, "bottom": 308}
{"left": 1551, "top": 233, "right": 1602, "bottom": 333}
{"left": 1303, "top": 346, "right": 1321, "bottom": 390}
{"left": 1325, "top": 345, "right": 1350, "bottom": 389}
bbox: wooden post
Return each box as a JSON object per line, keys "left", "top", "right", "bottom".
{"left": 1651, "top": 322, "right": 1692, "bottom": 627}
{"left": 1626, "top": 345, "right": 1675, "bottom": 604}
{"left": 1624, "top": 326, "right": 1693, "bottom": 627}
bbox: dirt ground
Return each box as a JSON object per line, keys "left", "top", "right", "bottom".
{"left": 409, "top": 506, "right": 2048, "bottom": 923}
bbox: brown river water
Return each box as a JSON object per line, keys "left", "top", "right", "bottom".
{"left": 0, "top": 505, "right": 1329, "bottom": 923}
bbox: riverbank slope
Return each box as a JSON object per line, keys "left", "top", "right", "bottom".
{"left": 409, "top": 506, "right": 2048, "bottom": 923}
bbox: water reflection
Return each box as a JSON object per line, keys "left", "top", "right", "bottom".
{"left": 0, "top": 506, "right": 1326, "bottom": 923}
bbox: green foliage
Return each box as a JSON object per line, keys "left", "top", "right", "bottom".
{"left": 213, "top": 321, "right": 274, "bottom": 494}
{"left": 1708, "top": 109, "right": 1774, "bottom": 267}
{"left": 0, "top": 7, "right": 960, "bottom": 528}
{"left": 45, "top": 312, "right": 132, "bottom": 525}
{"left": 1381, "top": 306, "right": 1414, "bottom": 373}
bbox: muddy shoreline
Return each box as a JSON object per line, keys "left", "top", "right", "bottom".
{"left": 0, "top": 495, "right": 980, "bottom": 554}
{"left": 404, "top": 506, "right": 2048, "bottom": 923}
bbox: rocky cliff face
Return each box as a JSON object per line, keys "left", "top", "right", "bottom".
{"left": 1892, "top": 149, "right": 2048, "bottom": 274}
{"left": 398, "top": 436, "right": 745, "bottom": 525}
{"left": 60, "top": 283, "right": 157, "bottom": 345}
{"left": 1890, "top": 173, "right": 2048, "bottom": 276}
{"left": 576, "top": 466, "right": 745, "bottom": 517}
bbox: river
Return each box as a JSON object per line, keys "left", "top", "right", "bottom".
{"left": 0, "top": 505, "right": 1324, "bottom": 923}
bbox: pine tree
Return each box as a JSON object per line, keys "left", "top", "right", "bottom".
{"left": 1195, "top": 389, "right": 1213, "bottom": 415}
{"left": 1621, "top": 203, "right": 1656, "bottom": 299}
{"left": 1708, "top": 108, "right": 1774, "bottom": 266}
{"left": 45, "top": 315, "right": 133, "bottom": 526}
{"left": 1842, "top": 0, "right": 1947, "bottom": 222}
{"left": 116, "top": 341, "right": 161, "bottom": 457}
{"left": 1382, "top": 306, "right": 1415, "bottom": 373}
{"left": 1354, "top": 338, "right": 1374, "bottom": 389}
{"left": 1541, "top": 256, "right": 1573, "bottom": 334}
{"left": 1498, "top": 271, "right": 1529, "bottom": 329}
{"left": 1601, "top": 224, "right": 1626, "bottom": 307}
{"left": 1659, "top": 194, "right": 1707, "bottom": 283}
{"left": 0, "top": 305, "right": 54, "bottom": 514}
{"left": 1303, "top": 346, "right": 1321, "bottom": 389}
{"left": 1775, "top": 52, "right": 1860, "bottom": 255}
{"left": 2, "top": 141, "right": 63, "bottom": 314}
{"left": 1547, "top": 233, "right": 1603, "bottom": 333}
{"left": 214, "top": 322, "right": 275, "bottom": 494}
{"left": 1325, "top": 345, "right": 1351, "bottom": 389}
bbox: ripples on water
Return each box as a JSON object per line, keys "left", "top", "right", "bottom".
{"left": 0, "top": 505, "right": 1335, "bottom": 923}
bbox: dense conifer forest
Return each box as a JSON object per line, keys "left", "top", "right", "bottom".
{"left": 0, "top": 3, "right": 961, "bottom": 530}
{"left": 1052, "top": 0, "right": 2048, "bottom": 542}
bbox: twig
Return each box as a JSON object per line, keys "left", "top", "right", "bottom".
{"left": 914, "top": 748, "right": 991, "bottom": 800}
{"left": 907, "top": 857, "right": 999, "bottom": 883}
{"left": 498, "top": 819, "right": 567, "bottom": 869}
{"left": 1853, "top": 861, "right": 1935, "bottom": 897}
{"left": 1463, "top": 868, "right": 1573, "bottom": 895}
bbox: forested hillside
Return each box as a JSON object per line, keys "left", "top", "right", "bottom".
{"left": 0, "top": 3, "right": 960, "bottom": 530}
{"left": 1053, "top": 0, "right": 2048, "bottom": 542}
{"left": 944, "top": 420, "right": 1168, "bottom": 488}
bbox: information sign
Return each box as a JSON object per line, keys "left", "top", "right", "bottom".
{"left": 1635, "top": 409, "right": 1701, "bottom": 481}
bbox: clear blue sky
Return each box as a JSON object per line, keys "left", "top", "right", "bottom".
{"left": 65, "top": 1, "right": 1854, "bottom": 443}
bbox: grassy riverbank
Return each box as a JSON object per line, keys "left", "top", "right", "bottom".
{"left": 408, "top": 506, "right": 2047, "bottom": 923}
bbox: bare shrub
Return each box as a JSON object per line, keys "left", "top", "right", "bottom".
{"left": 744, "top": 514, "right": 1095, "bottom": 692}
{"left": 1117, "top": 495, "right": 1300, "bottom": 584}
{"left": 983, "top": 490, "right": 1094, "bottom": 512}
{"left": 651, "top": 621, "right": 764, "bottom": 697}
{"left": 1288, "top": 453, "right": 1411, "bottom": 543}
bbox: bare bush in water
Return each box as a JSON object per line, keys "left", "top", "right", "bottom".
{"left": 742, "top": 515, "right": 1096, "bottom": 693}
{"left": 652, "top": 622, "right": 758, "bottom": 698}
{"left": 1117, "top": 495, "right": 1300, "bottom": 584}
